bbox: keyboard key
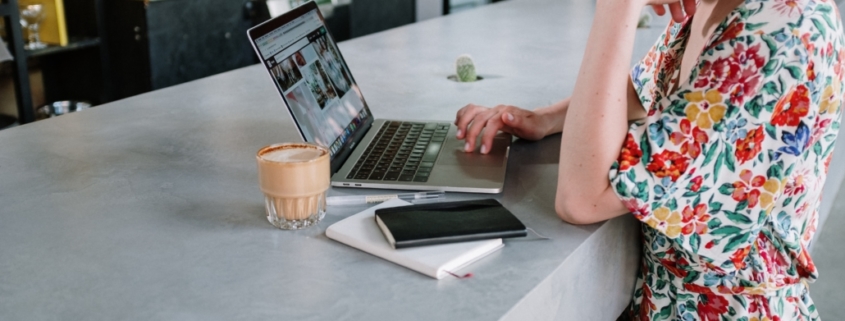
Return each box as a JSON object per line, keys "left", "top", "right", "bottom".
{"left": 413, "top": 176, "right": 429, "bottom": 182}
{"left": 398, "top": 175, "right": 414, "bottom": 181}
{"left": 422, "top": 142, "right": 443, "bottom": 162}
{"left": 420, "top": 161, "right": 434, "bottom": 168}
{"left": 354, "top": 173, "right": 370, "bottom": 179}
{"left": 368, "top": 172, "right": 385, "bottom": 180}
{"left": 415, "top": 171, "right": 430, "bottom": 177}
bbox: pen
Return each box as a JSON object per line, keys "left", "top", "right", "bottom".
{"left": 326, "top": 191, "right": 445, "bottom": 206}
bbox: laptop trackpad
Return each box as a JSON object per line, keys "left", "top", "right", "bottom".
{"left": 437, "top": 133, "right": 511, "bottom": 167}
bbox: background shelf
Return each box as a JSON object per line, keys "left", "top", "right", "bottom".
{"left": 24, "top": 37, "right": 100, "bottom": 58}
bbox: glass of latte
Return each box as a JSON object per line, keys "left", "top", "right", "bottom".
{"left": 256, "top": 143, "right": 330, "bottom": 230}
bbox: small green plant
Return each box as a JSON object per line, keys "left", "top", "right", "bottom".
{"left": 455, "top": 54, "right": 477, "bottom": 82}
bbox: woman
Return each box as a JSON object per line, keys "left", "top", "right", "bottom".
{"left": 454, "top": 0, "right": 844, "bottom": 319}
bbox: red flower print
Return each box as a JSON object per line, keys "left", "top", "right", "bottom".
{"left": 639, "top": 283, "right": 657, "bottom": 321}
{"left": 774, "top": 0, "right": 803, "bottom": 18}
{"left": 707, "top": 20, "right": 745, "bottom": 51}
{"left": 622, "top": 198, "right": 650, "bottom": 220}
{"left": 694, "top": 43, "right": 764, "bottom": 105}
{"left": 643, "top": 50, "right": 658, "bottom": 69}
{"left": 731, "top": 169, "right": 768, "bottom": 207}
{"left": 660, "top": 257, "right": 689, "bottom": 278}
{"left": 617, "top": 133, "right": 643, "bottom": 171}
{"left": 731, "top": 245, "right": 752, "bottom": 270}
{"left": 681, "top": 204, "right": 711, "bottom": 235}
{"left": 670, "top": 119, "right": 710, "bottom": 158}
{"left": 646, "top": 150, "right": 690, "bottom": 182}
{"left": 697, "top": 293, "right": 730, "bottom": 321}
{"left": 802, "top": 33, "right": 816, "bottom": 54}
{"left": 772, "top": 85, "right": 811, "bottom": 127}
{"left": 689, "top": 175, "right": 703, "bottom": 192}
{"left": 807, "top": 60, "right": 816, "bottom": 81}
{"left": 835, "top": 49, "right": 845, "bottom": 78}
{"left": 735, "top": 125, "right": 765, "bottom": 164}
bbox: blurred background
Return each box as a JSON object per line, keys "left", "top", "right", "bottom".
{"left": 0, "top": 0, "right": 504, "bottom": 128}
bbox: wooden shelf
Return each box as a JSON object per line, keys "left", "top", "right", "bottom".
{"left": 24, "top": 37, "right": 100, "bottom": 58}
{"left": 1, "top": 0, "right": 111, "bottom": 124}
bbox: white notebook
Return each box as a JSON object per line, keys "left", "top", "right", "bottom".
{"left": 326, "top": 199, "right": 504, "bottom": 279}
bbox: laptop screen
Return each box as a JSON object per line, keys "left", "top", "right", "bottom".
{"left": 251, "top": 4, "right": 371, "bottom": 161}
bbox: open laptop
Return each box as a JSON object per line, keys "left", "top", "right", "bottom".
{"left": 247, "top": 1, "right": 511, "bottom": 193}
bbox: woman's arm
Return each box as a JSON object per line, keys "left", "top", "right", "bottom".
{"left": 453, "top": 74, "right": 646, "bottom": 154}
{"left": 555, "top": 0, "right": 694, "bottom": 224}
{"left": 554, "top": 0, "right": 646, "bottom": 224}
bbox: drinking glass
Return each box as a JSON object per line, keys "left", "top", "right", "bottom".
{"left": 19, "top": 4, "right": 47, "bottom": 50}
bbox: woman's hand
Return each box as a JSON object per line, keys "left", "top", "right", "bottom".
{"left": 454, "top": 104, "right": 553, "bottom": 154}
{"left": 648, "top": 0, "right": 697, "bottom": 23}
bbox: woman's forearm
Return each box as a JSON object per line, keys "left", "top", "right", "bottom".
{"left": 537, "top": 75, "right": 648, "bottom": 138}
{"left": 555, "top": 0, "right": 644, "bottom": 223}
{"left": 534, "top": 97, "right": 571, "bottom": 137}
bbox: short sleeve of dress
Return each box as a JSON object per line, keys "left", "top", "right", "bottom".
{"left": 610, "top": 3, "right": 845, "bottom": 273}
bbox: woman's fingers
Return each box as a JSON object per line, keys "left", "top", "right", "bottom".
{"left": 682, "top": 0, "right": 696, "bottom": 16}
{"left": 454, "top": 104, "right": 482, "bottom": 139}
{"left": 479, "top": 116, "right": 506, "bottom": 154}
{"left": 651, "top": 4, "right": 666, "bottom": 16}
{"left": 667, "top": 2, "right": 685, "bottom": 23}
{"left": 463, "top": 111, "right": 497, "bottom": 152}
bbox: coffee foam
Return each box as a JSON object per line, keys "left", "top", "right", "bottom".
{"left": 261, "top": 147, "right": 324, "bottom": 163}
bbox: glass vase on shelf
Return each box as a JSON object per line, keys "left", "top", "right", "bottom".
{"left": 19, "top": 4, "right": 47, "bottom": 50}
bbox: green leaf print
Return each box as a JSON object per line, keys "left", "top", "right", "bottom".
{"left": 640, "top": 131, "right": 652, "bottom": 165}
{"left": 719, "top": 183, "right": 736, "bottom": 195}
{"left": 702, "top": 142, "right": 720, "bottom": 166}
{"left": 657, "top": 305, "right": 672, "bottom": 320}
{"left": 746, "top": 22, "right": 767, "bottom": 31}
{"left": 709, "top": 201, "right": 724, "bottom": 213}
{"left": 718, "top": 183, "right": 734, "bottom": 196}
{"left": 785, "top": 65, "right": 803, "bottom": 79}
{"left": 708, "top": 217, "right": 723, "bottom": 229}
{"left": 724, "top": 144, "right": 737, "bottom": 172}
{"left": 736, "top": 199, "right": 749, "bottom": 212}
{"left": 726, "top": 211, "right": 753, "bottom": 224}
{"left": 763, "top": 34, "right": 779, "bottom": 54}
{"left": 714, "top": 151, "right": 725, "bottom": 183}
{"left": 690, "top": 233, "right": 701, "bottom": 252}
{"left": 712, "top": 225, "right": 742, "bottom": 236}
{"left": 765, "top": 123, "right": 778, "bottom": 139}
{"left": 683, "top": 270, "right": 701, "bottom": 284}
{"left": 817, "top": 4, "right": 832, "bottom": 13}
{"left": 762, "top": 78, "right": 780, "bottom": 93}
{"left": 767, "top": 162, "right": 784, "bottom": 179}
{"left": 724, "top": 232, "right": 751, "bottom": 251}
{"left": 812, "top": 18, "right": 827, "bottom": 37}
{"left": 745, "top": 96, "right": 764, "bottom": 118}
{"left": 814, "top": 141, "right": 822, "bottom": 156}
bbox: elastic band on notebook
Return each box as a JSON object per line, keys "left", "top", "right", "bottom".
{"left": 527, "top": 227, "right": 551, "bottom": 240}
{"left": 444, "top": 271, "right": 473, "bottom": 279}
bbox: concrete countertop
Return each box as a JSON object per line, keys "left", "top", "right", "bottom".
{"left": 1, "top": 0, "right": 843, "bottom": 319}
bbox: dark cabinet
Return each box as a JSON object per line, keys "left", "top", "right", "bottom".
{"left": 105, "top": 0, "right": 258, "bottom": 99}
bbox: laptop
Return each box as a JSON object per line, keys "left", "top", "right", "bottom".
{"left": 247, "top": 1, "right": 511, "bottom": 193}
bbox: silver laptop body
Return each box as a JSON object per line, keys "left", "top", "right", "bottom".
{"left": 247, "top": 1, "right": 510, "bottom": 193}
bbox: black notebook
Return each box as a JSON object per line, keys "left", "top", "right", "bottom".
{"left": 374, "top": 199, "right": 527, "bottom": 249}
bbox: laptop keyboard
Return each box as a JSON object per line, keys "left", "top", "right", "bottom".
{"left": 346, "top": 121, "right": 450, "bottom": 182}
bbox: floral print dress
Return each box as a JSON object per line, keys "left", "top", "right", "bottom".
{"left": 610, "top": 0, "right": 845, "bottom": 319}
